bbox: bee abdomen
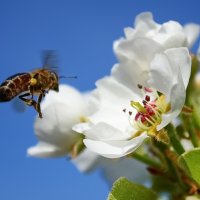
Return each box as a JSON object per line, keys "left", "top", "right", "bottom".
{"left": 0, "top": 73, "right": 31, "bottom": 101}
{"left": 0, "top": 87, "right": 13, "bottom": 101}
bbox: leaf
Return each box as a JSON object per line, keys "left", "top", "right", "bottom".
{"left": 178, "top": 148, "right": 200, "bottom": 184}
{"left": 107, "top": 177, "right": 157, "bottom": 200}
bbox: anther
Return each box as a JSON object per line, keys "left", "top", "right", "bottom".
{"left": 142, "top": 100, "right": 147, "bottom": 105}
{"left": 144, "top": 87, "right": 153, "bottom": 93}
{"left": 145, "top": 95, "right": 150, "bottom": 101}
{"left": 137, "top": 84, "right": 143, "bottom": 89}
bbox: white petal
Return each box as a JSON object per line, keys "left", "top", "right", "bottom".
{"left": 71, "top": 149, "right": 100, "bottom": 172}
{"left": 41, "top": 84, "right": 87, "bottom": 114}
{"left": 113, "top": 38, "right": 164, "bottom": 92}
{"left": 72, "top": 122, "right": 93, "bottom": 134}
{"left": 34, "top": 103, "right": 80, "bottom": 149}
{"left": 184, "top": 23, "right": 200, "bottom": 48}
{"left": 148, "top": 53, "right": 175, "bottom": 99}
{"left": 150, "top": 21, "right": 187, "bottom": 48}
{"left": 83, "top": 122, "right": 131, "bottom": 141}
{"left": 100, "top": 157, "right": 150, "bottom": 185}
{"left": 124, "top": 12, "right": 157, "bottom": 40}
{"left": 91, "top": 76, "right": 136, "bottom": 132}
{"left": 114, "top": 37, "right": 163, "bottom": 65}
{"left": 157, "top": 72, "right": 185, "bottom": 130}
{"left": 83, "top": 134, "right": 148, "bottom": 158}
{"left": 149, "top": 48, "right": 190, "bottom": 100}
{"left": 157, "top": 110, "right": 180, "bottom": 131}
{"left": 164, "top": 47, "right": 191, "bottom": 89}
{"left": 27, "top": 142, "right": 67, "bottom": 158}
{"left": 135, "top": 12, "right": 157, "bottom": 30}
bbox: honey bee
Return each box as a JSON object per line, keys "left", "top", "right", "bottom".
{"left": 0, "top": 51, "right": 59, "bottom": 118}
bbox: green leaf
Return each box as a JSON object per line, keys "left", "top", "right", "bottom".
{"left": 107, "top": 177, "right": 157, "bottom": 200}
{"left": 178, "top": 148, "right": 200, "bottom": 184}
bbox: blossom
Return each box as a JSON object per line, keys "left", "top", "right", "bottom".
{"left": 123, "top": 12, "right": 200, "bottom": 49}
{"left": 27, "top": 84, "right": 99, "bottom": 158}
{"left": 72, "top": 149, "right": 150, "bottom": 185}
{"left": 113, "top": 38, "right": 191, "bottom": 130}
{"left": 73, "top": 38, "right": 191, "bottom": 158}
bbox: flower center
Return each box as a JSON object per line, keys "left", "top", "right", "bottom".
{"left": 129, "top": 85, "right": 170, "bottom": 135}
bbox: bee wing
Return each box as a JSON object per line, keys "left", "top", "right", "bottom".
{"left": 41, "top": 50, "right": 59, "bottom": 73}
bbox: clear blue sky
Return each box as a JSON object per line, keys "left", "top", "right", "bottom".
{"left": 0, "top": 1, "right": 199, "bottom": 200}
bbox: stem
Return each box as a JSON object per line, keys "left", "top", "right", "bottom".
{"left": 181, "top": 114, "right": 200, "bottom": 148}
{"left": 131, "top": 152, "right": 163, "bottom": 169}
{"left": 166, "top": 124, "right": 185, "bottom": 155}
{"left": 153, "top": 139, "right": 188, "bottom": 192}
{"left": 164, "top": 151, "right": 188, "bottom": 191}
{"left": 188, "top": 118, "right": 200, "bottom": 147}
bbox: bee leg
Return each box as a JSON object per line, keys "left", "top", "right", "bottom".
{"left": 19, "top": 92, "right": 34, "bottom": 106}
{"left": 34, "top": 93, "right": 43, "bottom": 118}
{"left": 41, "top": 89, "right": 46, "bottom": 97}
{"left": 19, "top": 93, "right": 42, "bottom": 118}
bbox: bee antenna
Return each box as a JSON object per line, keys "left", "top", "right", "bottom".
{"left": 59, "top": 75, "right": 77, "bottom": 79}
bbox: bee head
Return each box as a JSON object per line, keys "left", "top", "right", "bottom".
{"left": 50, "top": 71, "right": 59, "bottom": 92}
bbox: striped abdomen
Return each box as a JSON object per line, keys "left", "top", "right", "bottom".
{"left": 0, "top": 73, "right": 31, "bottom": 102}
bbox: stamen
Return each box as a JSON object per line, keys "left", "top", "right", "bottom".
{"left": 144, "top": 87, "right": 153, "bottom": 93}
{"left": 145, "top": 95, "right": 150, "bottom": 101}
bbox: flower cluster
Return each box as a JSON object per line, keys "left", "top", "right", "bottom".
{"left": 73, "top": 12, "right": 194, "bottom": 158}
{"left": 28, "top": 12, "right": 200, "bottom": 199}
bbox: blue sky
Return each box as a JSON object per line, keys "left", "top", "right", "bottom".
{"left": 0, "top": 1, "right": 199, "bottom": 200}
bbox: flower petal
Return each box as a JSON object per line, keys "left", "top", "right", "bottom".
{"left": 90, "top": 76, "right": 136, "bottom": 132}
{"left": 34, "top": 103, "right": 80, "bottom": 150}
{"left": 83, "top": 122, "right": 131, "bottom": 141}
{"left": 83, "top": 134, "right": 148, "bottom": 158}
{"left": 71, "top": 149, "right": 100, "bottom": 172}
{"left": 100, "top": 157, "right": 150, "bottom": 185}
{"left": 113, "top": 38, "right": 164, "bottom": 92}
{"left": 184, "top": 23, "right": 200, "bottom": 48}
{"left": 41, "top": 84, "right": 87, "bottom": 114}
{"left": 164, "top": 47, "right": 191, "bottom": 89}
{"left": 124, "top": 12, "right": 158, "bottom": 40}
{"left": 27, "top": 142, "right": 67, "bottom": 158}
{"left": 157, "top": 71, "right": 185, "bottom": 130}
{"left": 148, "top": 47, "right": 190, "bottom": 101}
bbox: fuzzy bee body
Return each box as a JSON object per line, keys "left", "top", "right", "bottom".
{"left": 0, "top": 68, "right": 59, "bottom": 118}
{"left": 0, "top": 73, "right": 31, "bottom": 102}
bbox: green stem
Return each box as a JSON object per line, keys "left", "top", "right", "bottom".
{"left": 131, "top": 152, "right": 163, "bottom": 169}
{"left": 166, "top": 124, "right": 185, "bottom": 155}
{"left": 153, "top": 139, "right": 188, "bottom": 192}
{"left": 181, "top": 114, "right": 200, "bottom": 148}
{"left": 188, "top": 118, "right": 200, "bottom": 147}
{"left": 164, "top": 152, "right": 188, "bottom": 191}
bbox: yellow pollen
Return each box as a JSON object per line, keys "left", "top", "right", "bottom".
{"left": 79, "top": 116, "right": 89, "bottom": 123}
{"left": 30, "top": 78, "right": 37, "bottom": 86}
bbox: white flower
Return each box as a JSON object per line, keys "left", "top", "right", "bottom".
{"left": 72, "top": 149, "right": 150, "bottom": 186}
{"left": 123, "top": 12, "right": 199, "bottom": 49}
{"left": 99, "top": 157, "right": 150, "bottom": 186}
{"left": 73, "top": 38, "right": 191, "bottom": 158}
{"left": 27, "top": 84, "right": 98, "bottom": 158}
{"left": 113, "top": 38, "right": 191, "bottom": 130}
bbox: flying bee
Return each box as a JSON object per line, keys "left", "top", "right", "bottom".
{"left": 0, "top": 51, "right": 62, "bottom": 118}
